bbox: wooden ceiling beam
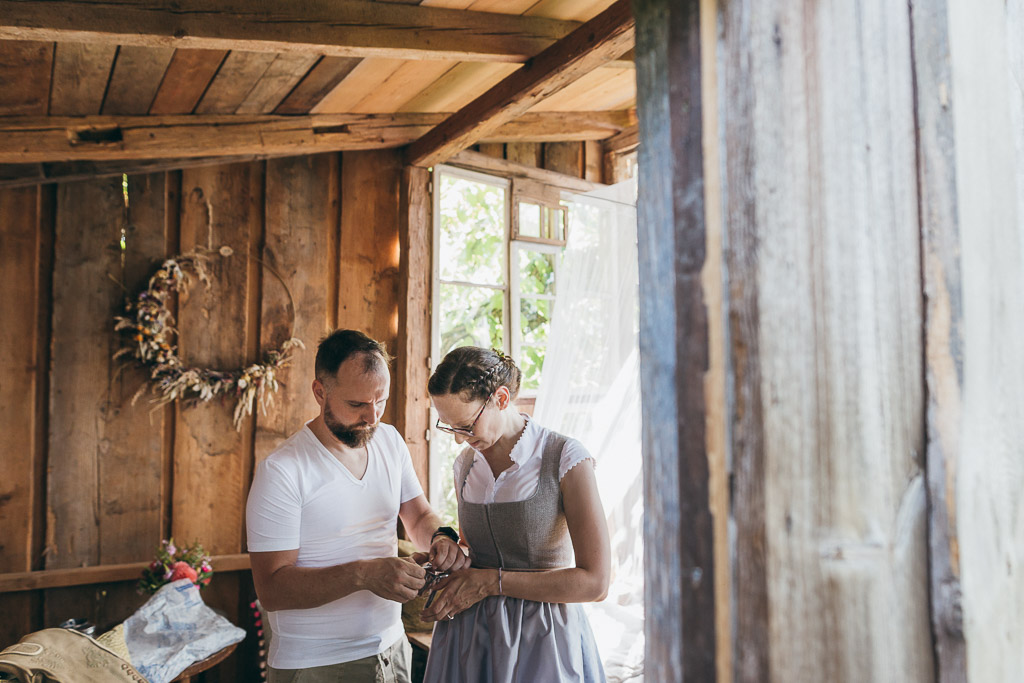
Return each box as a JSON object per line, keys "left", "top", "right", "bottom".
{"left": 403, "top": 0, "right": 634, "bottom": 168}
{"left": 0, "top": 111, "right": 633, "bottom": 163}
{"left": 0, "top": 0, "right": 632, "bottom": 66}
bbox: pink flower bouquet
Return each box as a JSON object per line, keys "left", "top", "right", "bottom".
{"left": 138, "top": 538, "right": 214, "bottom": 595}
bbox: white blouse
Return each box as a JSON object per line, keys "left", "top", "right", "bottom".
{"left": 458, "top": 415, "right": 594, "bottom": 504}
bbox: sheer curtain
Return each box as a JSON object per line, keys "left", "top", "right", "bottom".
{"left": 534, "top": 178, "right": 643, "bottom": 683}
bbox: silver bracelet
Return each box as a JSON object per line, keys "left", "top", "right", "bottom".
{"left": 498, "top": 567, "right": 503, "bottom": 595}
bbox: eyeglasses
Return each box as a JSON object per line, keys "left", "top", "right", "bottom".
{"left": 435, "top": 394, "right": 492, "bottom": 437}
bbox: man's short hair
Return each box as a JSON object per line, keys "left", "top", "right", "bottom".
{"left": 314, "top": 329, "right": 392, "bottom": 381}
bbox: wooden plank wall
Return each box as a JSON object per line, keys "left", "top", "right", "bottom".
{"left": 474, "top": 140, "right": 605, "bottom": 183}
{"left": 943, "top": 1, "right": 1024, "bottom": 680}
{"left": 0, "top": 150, "right": 404, "bottom": 680}
{"left": 717, "top": 1, "right": 934, "bottom": 681}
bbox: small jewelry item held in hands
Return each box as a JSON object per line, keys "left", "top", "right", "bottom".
{"left": 419, "top": 562, "right": 450, "bottom": 612}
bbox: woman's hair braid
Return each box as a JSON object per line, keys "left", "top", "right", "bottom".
{"left": 428, "top": 346, "right": 522, "bottom": 402}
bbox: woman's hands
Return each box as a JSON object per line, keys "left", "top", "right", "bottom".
{"left": 419, "top": 567, "right": 499, "bottom": 622}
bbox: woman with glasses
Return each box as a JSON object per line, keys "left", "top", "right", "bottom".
{"left": 420, "top": 346, "right": 609, "bottom": 683}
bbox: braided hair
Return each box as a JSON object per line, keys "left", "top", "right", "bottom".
{"left": 427, "top": 346, "right": 522, "bottom": 402}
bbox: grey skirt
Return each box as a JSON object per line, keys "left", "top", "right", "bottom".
{"left": 423, "top": 595, "right": 605, "bottom": 683}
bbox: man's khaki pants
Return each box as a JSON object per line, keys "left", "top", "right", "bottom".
{"left": 268, "top": 635, "right": 413, "bottom": 683}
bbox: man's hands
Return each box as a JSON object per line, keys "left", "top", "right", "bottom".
{"left": 357, "top": 556, "right": 426, "bottom": 603}
{"left": 420, "top": 568, "right": 497, "bottom": 622}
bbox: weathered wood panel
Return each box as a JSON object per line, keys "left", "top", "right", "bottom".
{"left": 506, "top": 142, "right": 541, "bottom": 167}
{"left": 98, "top": 173, "right": 171, "bottom": 565}
{"left": 195, "top": 51, "right": 276, "bottom": 114}
{"left": 47, "top": 178, "right": 124, "bottom": 569}
{"left": 635, "top": 1, "right": 715, "bottom": 681}
{"left": 908, "top": 1, "right": 967, "bottom": 680}
{"left": 583, "top": 140, "right": 602, "bottom": 182}
{"left": 236, "top": 53, "right": 320, "bottom": 114}
{"left": 338, "top": 150, "right": 402, "bottom": 425}
{"left": 0, "top": 185, "right": 47, "bottom": 650}
{"left": 273, "top": 56, "right": 363, "bottom": 115}
{"left": 946, "top": 1, "right": 1024, "bottom": 680}
{"left": 395, "top": 165, "right": 432, "bottom": 487}
{"left": 542, "top": 141, "right": 583, "bottom": 176}
{"left": 396, "top": 62, "right": 520, "bottom": 114}
{"left": 49, "top": 42, "right": 117, "bottom": 115}
{"left": 699, "top": 0, "right": 729, "bottom": 678}
{"left": 312, "top": 57, "right": 406, "bottom": 113}
{"left": 476, "top": 143, "right": 506, "bottom": 159}
{"left": 149, "top": 49, "right": 228, "bottom": 115}
{"left": 101, "top": 45, "right": 175, "bottom": 115}
{"left": 42, "top": 581, "right": 141, "bottom": 636}
{"left": 255, "top": 154, "right": 339, "bottom": 465}
{"left": 350, "top": 60, "right": 459, "bottom": 113}
{"left": 720, "top": 1, "right": 932, "bottom": 681}
{"left": 0, "top": 187, "right": 44, "bottom": 575}
{"left": 174, "top": 162, "right": 263, "bottom": 554}
{"left": 0, "top": 40, "right": 52, "bottom": 116}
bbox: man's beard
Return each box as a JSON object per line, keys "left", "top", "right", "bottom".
{"left": 324, "top": 404, "right": 377, "bottom": 448}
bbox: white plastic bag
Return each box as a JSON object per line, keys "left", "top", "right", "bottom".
{"left": 123, "top": 578, "right": 246, "bottom": 683}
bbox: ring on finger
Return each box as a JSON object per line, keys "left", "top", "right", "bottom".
{"left": 446, "top": 613, "right": 454, "bottom": 620}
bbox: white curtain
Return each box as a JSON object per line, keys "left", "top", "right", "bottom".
{"left": 535, "top": 178, "right": 643, "bottom": 683}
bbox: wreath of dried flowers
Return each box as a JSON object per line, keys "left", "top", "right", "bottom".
{"left": 115, "top": 247, "right": 303, "bottom": 430}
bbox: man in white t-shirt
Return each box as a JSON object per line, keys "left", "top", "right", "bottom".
{"left": 247, "top": 329, "right": 468, "bottom": 683}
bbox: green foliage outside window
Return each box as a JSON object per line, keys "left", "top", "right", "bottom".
{"left": 433, "top": 172, "right": 561, "bottom": 525}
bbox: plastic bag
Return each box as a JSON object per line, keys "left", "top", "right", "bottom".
{"left": 123, "top": 578, "right": 246, "bottom": 683}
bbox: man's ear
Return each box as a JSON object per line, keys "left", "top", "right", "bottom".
{"left": 312, "top": 378, "right": 326, "bottom": 406}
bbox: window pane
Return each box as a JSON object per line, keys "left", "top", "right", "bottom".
{"left": 519, "top": 250, "right": 556, "bottom": 296}
{"left": 519, "top": 344, "right": 546, "bottom": 392}
{"left": 432, "top": 435, "right": 461, "bottom": 526}
{"left": 518, "top": 201, "right": 541, "bottom": 238}
{"left": 520, "top": 297, "right": 551, "bottom": 347}
{"left": 439, "top": 175, "right": 506, "bottom": 284}
{"left": 548, "top": 207, "right": 565, "bottom": 241}
{"left": 519, "top": 297, "right": 551, "bottom": 391}
{"left": 439, "top": 283, "right": 505, "bottom": 358}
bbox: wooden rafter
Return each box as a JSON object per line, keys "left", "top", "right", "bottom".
{"left": 0, "top": 0, "right": 632, "bottom": 66}
{"left": 0, "top": 111, "right": 634, "bottom": 164}
{"left": 403, "top": 0, "right": 635, "bottom": 168}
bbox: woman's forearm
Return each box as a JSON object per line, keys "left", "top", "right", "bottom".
{"left": 492, "top": 565, "right": 609, "bottom": 604}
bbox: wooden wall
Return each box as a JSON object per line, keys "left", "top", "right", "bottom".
{"left": 473, "top": 140, "right": 608, "bottom": 182}
{"left": 719, "top": 1, "right": 934, "bottom": 680}
{"left": 637, "top": 0, "right": 1024, "bottom": 681}
{"left": 944, "top": 1, "right": 1024, "bottom": 680}
{"left": 0, "top": 150, "right": 406, "bottom": 678}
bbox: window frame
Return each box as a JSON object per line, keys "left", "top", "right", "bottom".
{"left": 428, "top": 163, "right": 571, "bottom": 510}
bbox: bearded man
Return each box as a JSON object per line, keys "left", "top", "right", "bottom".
{"left": 247, "top": 329, "right": 468, "bottom": 683}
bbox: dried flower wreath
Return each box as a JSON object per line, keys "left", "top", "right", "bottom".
{"left": 114, "top": 247, "right": 303, "bottom": 430}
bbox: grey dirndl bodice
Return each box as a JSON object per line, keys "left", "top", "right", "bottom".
{"left": 423, "top": 425, "right": 606, "bottom": 683}
{"left": 455, "top": 430, "right": 573, "bottom": 570}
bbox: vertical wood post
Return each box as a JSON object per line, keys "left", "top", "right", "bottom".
{"left": 635, "top": 0, "right": 717, "bottom": 680}
{"left": 908, "top": 2, "right": 968, "bottom": 681}
{"left": 396, "top": 165, "right": 432, "bottom": 488}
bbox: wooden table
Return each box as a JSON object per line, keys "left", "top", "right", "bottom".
{"left": 170, "top": 641, "right": 238, "bottom": 682}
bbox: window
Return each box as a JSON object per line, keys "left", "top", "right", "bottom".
{"left": 429, "top": 165, "right": 567, "bottom": 521}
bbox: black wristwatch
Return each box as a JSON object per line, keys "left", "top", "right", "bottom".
{"left": 432, "top": 526, "right": 459, "bottom": 544}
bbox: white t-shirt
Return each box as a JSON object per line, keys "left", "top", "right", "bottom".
{"left": 246, "top": 422, "right": 423, "bottom": 669}
{"left": 459, "top": 416, "right": 594, "bottom": 504}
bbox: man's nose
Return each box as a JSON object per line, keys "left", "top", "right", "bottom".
{"left": 364, "top": 404, "right": 379, "bottom": 425}
{"left": 453, "top": 433, "right": 468, "bottom": 445}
